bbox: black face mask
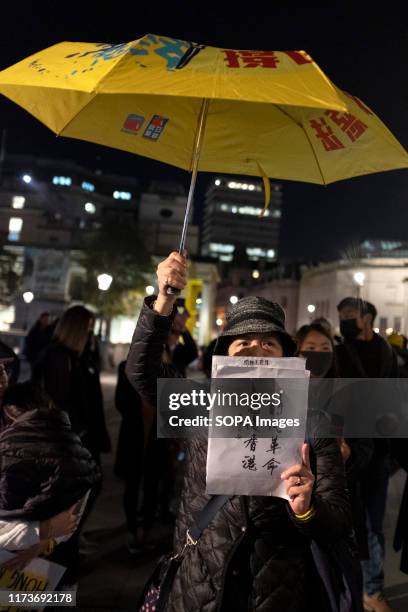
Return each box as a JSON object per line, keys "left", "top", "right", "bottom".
{"left": 300, "top": 351, "right": 334, "bottom": 378}
{"left": 340, "top": 318, "right": 361, "bottom": 341}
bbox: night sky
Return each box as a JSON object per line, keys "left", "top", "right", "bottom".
{"left": 1, "top": 2, "right": 407, "bottom": 261}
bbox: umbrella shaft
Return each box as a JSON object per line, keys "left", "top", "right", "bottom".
{"left": 179, "top": 98, "right": 209, "bottom": 253}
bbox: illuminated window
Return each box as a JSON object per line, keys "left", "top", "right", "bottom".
{"left": 209, "top": 242, "right": 235, "bottom": 254}
{"left": 12, "top": 196, "right": 25, "bottom": 209}
{"left": 8, "top": 217, "right": 23, "bottom": 241}
{"left": 53, "top": 176, "right": 72, "bottom": 186}
{"left": 217, "top": 203, "right": 269, "bottom": 217}
{"left": 113, "top": 190, "right": 132, "bottom": 200}
{"left": 246, "top": 247, "right": 276, "bottom": 261}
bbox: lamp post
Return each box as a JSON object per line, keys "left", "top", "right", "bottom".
{"left": 353, "top": 272, "right": 365, "bottom": 299}
{"left": 307, "top": 303, "right": 316, "bottom": 322}
{"left": 97, "top": 274, "right": 113, "bottom": 340}
{"left": 22, "top": 291, "right": 34, "bottom": 330}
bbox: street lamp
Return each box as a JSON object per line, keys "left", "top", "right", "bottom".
{"left": 230, "top": 295, "right": 238, "bottom": 305}
{"left": 353, "top": 271, "right": 365, "bottom": 298}
{"left": 97, "top": 274, "right": 113, "bottom": 291}
{"left": 97, "top": 274, "right": 113, "bottom": 341}
{"left": 23, "top": 291, "right": 34, "bottom": 304}
{"left": 22, "top": 291, "right": 34, "bottom": 331}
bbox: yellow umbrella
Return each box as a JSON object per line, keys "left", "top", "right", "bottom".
{"left": 0, "top": 35, "right": 407, "bottom": 288}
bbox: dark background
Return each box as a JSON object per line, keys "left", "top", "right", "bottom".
{"left": 1, "top": 2, "right": 407, "bottom": 260}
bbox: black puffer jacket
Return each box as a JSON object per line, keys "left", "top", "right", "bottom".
{"left": 0, "top": 407, "right": 100, "bottom": 520}
{"left": 126, "top": 298, "right": 355, "bottom": 612}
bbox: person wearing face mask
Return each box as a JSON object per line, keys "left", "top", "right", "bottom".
{"left": 296, "top": 324, "right": 374, "bottom": 566}
{"left": 336, "top": 298, "right": 397, "bottom": 612}
{"left": 336, "top": 298, "right": 397, "bottom": 379}
{"left": 125, "top": 252, "right": 360, "bottom": 612}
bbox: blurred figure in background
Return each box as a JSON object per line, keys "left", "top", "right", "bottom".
{"left": 296, "top": 323, "right": 373, "bottom": 564}
{"left": 164, "top": 298, "right": 198, "bottom": 376}
{"left": 337, "top": 298, "right": 395, "bottom": 612}
{"left": 388, "top": 332, "right": 408, "bottom": 377}
{"left": 33, "top": 305, "right": 111, "bottom": 554}
{"left": 0, "top": 341, "right": 19, "bottom": 386}
{"left": 114, "top": 359, "right": 146, "bottom": 553}
{"left": 24, "top": 312, "right": 52, "bottom": 368}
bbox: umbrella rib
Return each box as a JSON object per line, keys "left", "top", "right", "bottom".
{"left": 55, "top": 91, "right": 97, "bottom": 136}
{"left": 275, "top": 104, "right": 327, "bottom": 185}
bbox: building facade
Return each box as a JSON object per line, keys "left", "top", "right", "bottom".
{"left": 201, "top": 176, "right": 282, "bottom": 263}
{"left": 297, "top": 257, "right": 408, "bottom": 336}
{"left": 0, "top": 154, "right": 138, "bottom": 333}
{"left": 138, "top": 180, "right": 199, "bottom": 256}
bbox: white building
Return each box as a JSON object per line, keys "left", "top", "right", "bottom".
{"left": 297, "top": 257, "right": 408, "bottom": 335}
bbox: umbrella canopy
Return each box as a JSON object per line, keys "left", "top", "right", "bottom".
{"left": 1, "top": 34, "right": 407, "bottom": 277}
{"left": 1, "top": 35, "right": 406, "bottom": 183}
{"left": 0, "top": 35, "right": 350, "bottom": 179}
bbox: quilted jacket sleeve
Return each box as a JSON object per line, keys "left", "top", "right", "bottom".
{"left": 125, "top": 296, "right": 179, "bottom": 406}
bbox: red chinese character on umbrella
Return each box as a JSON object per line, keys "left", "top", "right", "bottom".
{"left": 224, "top": 50, "right": 280, "bottom": 69}
{"left": 343, "top": 92, "right": 374, "bottom": 116}
{"left": 310, "top": 118, "right": 345, "bottom": 152}
{"left": 325, "top": 111, "right": 368, "bottom": 143}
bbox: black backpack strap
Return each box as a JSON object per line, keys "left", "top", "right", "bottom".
{"left": 174, "top": 495, "right": 229, "bottom": 559}
{"left": 189, "top": 495, "right": 229, "bottom": 543}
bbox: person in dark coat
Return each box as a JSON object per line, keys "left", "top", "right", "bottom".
{"left": 390, "top": 439, "right": 408, "bottom": 576}
{"left": 33, "top": 305, "right": 111, "bottom": 458}
{"left": 164, "top": 299, "right": 198, "bottom": 377}
{"left": 24, "top": 312, "right": 52, "bottom": 367}
{"left": 0, "top": 381, "right": 100, "bottom": 585}
{"left": 336, "top": 298, "right": 397, "bottom": 612}
{"left": 202, "top": 338, "right": 217, "bottom": 378}
{"left": 114, "top": 360, "right": 146, "bottom": 551}
{"left": 126, "top": 252, "right": 360, "bottom": 612}
{"left": 32, "top": 305, "right": 111, "bottom": 549}
{"left": 296, "top": 323, "right": 373, "bottom": 561}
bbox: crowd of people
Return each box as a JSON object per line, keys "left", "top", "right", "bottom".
{"left": 0, "top": 305, "right": 109, "bottom": 597}
{"left": 0, "top": 250, "right": 406, "bottom": 612}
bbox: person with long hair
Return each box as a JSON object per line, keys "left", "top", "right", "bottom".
{"left": 35, "top": 305, "right": 110, "bottom": 455}
{"left": 33, "top": 306, "right": 111, "bottom": 557}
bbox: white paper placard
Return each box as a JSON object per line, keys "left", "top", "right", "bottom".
{"left": 206, "top": 356, "right": 310, "bottom": 498}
